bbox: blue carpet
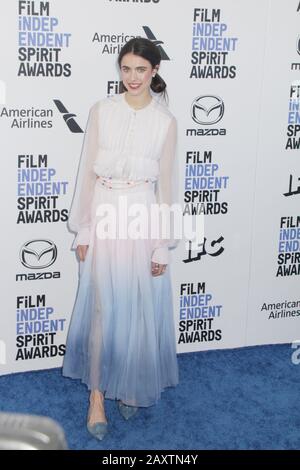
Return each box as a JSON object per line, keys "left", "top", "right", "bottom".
{"left": 0, "top": 344, "right": 299, "bottom": 450}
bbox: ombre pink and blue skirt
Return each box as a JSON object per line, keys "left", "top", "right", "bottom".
{"left": 62, "top": 177, "right": 179, "bottom": 407}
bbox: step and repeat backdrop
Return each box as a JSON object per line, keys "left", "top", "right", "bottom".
{"left": 0, "top": 0, "right": 299, "bottom": 374}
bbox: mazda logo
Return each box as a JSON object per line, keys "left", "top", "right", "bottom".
{"left": 20, "top": 239, "right": 57, "bottom": 269}
{"left": 191, "top": 95, "right": 224, "bottom": 125}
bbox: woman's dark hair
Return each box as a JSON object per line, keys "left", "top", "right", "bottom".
{"left": 117, "top": 37, "right": 168, "bottom": 101}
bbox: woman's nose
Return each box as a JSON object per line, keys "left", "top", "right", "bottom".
{"left": 129, "top": 69, "right": 137, "bottom": 81}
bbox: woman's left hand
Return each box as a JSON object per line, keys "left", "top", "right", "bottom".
{"left": 151, "top": 261, "right": 167, "bottom": 276}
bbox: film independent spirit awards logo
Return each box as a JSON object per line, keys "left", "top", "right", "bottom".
{"left": 191, "top": 95, "right": 225, "bottom": 125}
{"left": 20, "top": 239, "right": 57, "bottom": 269}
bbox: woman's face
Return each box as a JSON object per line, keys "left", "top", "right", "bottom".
{"left": 120, "top": 52, "right": 157, "bottom": 97}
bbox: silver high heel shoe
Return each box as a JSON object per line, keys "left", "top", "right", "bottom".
{"left": 87, "top": 392, "right": 108, "bottom": 440}
{"left": 118, "top": 400, "right": 139, "bottom": 420}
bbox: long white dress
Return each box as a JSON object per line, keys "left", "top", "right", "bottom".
{"left": 62, "top": 92, "right": 179, "bottom": 407}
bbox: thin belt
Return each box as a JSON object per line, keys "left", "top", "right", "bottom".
{"left": 96, "top": 175, "right": 155, "bottom": 190}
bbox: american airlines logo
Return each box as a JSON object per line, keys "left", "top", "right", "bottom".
{"left": 53, "top": 100, "right": 83, "bottom": 133}
{"left": 142, "top": 26, "right": 170, "bottom": 60}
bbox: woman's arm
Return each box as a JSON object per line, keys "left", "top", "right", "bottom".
{"left": 151, "top": 115, "right": 178, "bottom": 265}
{"left": 68, "top": 101, "right": 99, "bottom": 250}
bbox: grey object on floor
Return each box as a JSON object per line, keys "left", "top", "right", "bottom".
{"left": 0, "top": 412, "right": 68, "bottom": 450}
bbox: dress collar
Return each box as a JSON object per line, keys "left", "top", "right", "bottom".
{"left": 121, "top": 92, "right": 154, "bottom": 113}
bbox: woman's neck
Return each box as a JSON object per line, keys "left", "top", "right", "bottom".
{"left": 124, "top": 90, "right": 152, "bottom": 110}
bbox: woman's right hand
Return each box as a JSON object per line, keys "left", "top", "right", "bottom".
{"left": 76, "top": 245, "right": 89, "bottom": 262}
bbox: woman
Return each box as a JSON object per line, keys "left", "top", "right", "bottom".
{"left": 62, "top": 37, "right": 180, "bottom": 441}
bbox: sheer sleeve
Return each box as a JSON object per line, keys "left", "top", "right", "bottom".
{"left": 151, "top": 115, "right": 180, "bottom": 265}
{"left": 67, "top": 101, "right": 99, "bottom": 250}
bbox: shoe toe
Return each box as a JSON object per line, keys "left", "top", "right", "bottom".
{"left": 87, "top": 422, "right": 108, "bottom": 440}
{"left": 118, "top": 401, "right": 138, "bottom": 420}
